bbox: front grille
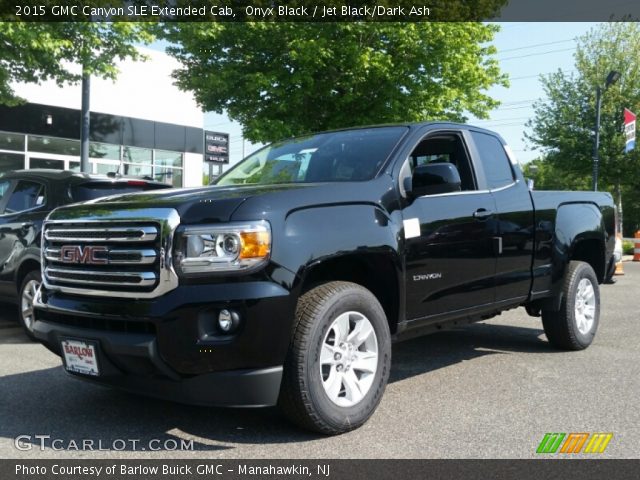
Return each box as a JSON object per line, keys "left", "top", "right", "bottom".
{"left": 42, "top": 209, "right": 180, "bottom": 298}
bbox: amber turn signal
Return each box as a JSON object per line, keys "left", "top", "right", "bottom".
{"left": 239, "top": 231, "right": 271, "bottom": 259}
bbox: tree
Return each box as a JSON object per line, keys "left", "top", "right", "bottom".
{"left": 522, "top": 158, "right": 591, "bottom": 191}
{"left": 526, "top": 23, "right": 640, "bottom": 235}
{"left": 162, "top": 22, "right": 508, "bottom": 143}
{"left": 0, "top": 23, "right": 154, "bottom": 105}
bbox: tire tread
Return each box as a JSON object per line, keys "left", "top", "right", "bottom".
{"left": 279, "top": 281, "right": 387, "bottom": 435}
{"left": 542, "top": 261, "right": 599, "bottom": 351}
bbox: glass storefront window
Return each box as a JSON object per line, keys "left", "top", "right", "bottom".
{"left": 123, "top": 146, "right": 152, "bottom": 164}
{"left": 28, "top": 135, "right": 80, "bottom": 156}
{"left": 202, "top": 161, "right": 222, "bottom": 185}
{"left": 123, "top": 163, "right": 152, "bottom": 177}
{"left": 0, "top": 132, "right": 25, "bottom": 152}
{"left": 30, "top": 158, "right": 65, "bottom": 170}
{"left": 155, "top": 150, "right": 183, "bottom": 168}
{"left": 0, "top": 152, "right": 25, "bottom": 173}
{"left": 95, "top": 163, "right": 119, "bottom": 175}
{"left": 154, "top": 167, "right": 182, "bottom": 188}
{"left": 90, "top": 142, "right": 121, "bottom": 160}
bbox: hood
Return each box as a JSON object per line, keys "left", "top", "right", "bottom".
{"left": 50, "top": 183, "right": 318, "bottom": 224}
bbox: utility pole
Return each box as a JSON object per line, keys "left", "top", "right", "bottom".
{"left": 592, "top": 70, "right": 621, "bottom": 191}
{"left": 80, "top": 69, "right": 91, "bottom": 173}
{"left": 592, "top": 86, "right": 602, "bottom": 191}
{"left": 616, "top": 179, "right": 623, "bottom": 234}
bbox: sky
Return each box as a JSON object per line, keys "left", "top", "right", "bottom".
{"left": 468, "top": 22, "right": 598, "bottom": 164}
{"left": 150, "top": 22, "right": 600, "bottom": 168}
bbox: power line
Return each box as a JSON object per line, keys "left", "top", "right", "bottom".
{"left": 494, "top": 104, "right": 535, "bottom": 111}
{"left": 499, "top": 47, "right": 576, "bottom": 62}
{"left": 475, "top": 116, "right": 532, "bottom": 123}
{"left": 482, "top": 123, "right": 528, "bottom": 128}
{"left": 204, "top": 121, "right": 235, "bottom": 128}
{"left": 499, "top": 38, "right": 575, "bottom": 54}
{"left": 500, "top": 98, "right": 537, "bottom": 106}
{"left": 510, "top": 69, "right": 576, "bottom": 81}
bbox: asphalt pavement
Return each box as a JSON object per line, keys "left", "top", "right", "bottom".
{"left": 1, "top": 263, "right": 639, "bottom": 459}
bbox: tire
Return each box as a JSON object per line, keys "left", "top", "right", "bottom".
{"left": 542, "top": 261, "right": 600, "bottom": 350}
{"left": 279, "top": 281, "right": 391, "bottom": 435}
{"left": 18, "top": 270, "right": 41, "bottom": 340}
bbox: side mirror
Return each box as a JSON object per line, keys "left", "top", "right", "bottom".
{"left": 405, "top": 163, "right": 462, "bottom": 198}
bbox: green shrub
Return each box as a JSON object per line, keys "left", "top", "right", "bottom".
{"left": 623, "top": 240, "right": 635, "bottom": 255}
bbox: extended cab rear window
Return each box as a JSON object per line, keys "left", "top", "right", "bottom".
{"left": 70, "top": 181, "right": 169, "bottom": 202}
{"left": 469, "top": 131, "right": 515, "bottom": 189}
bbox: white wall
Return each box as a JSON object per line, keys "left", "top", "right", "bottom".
{"left": 12, "top": 47, "right": 204, "bottom": 128}
{"left": 183, "top": 152, "right": 204, "bottom": 188}
{"left": 11, "top": 47, "right": 205, "bottom": 187}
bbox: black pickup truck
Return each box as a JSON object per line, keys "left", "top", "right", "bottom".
{"left": 33, "top": 123, "right": 615, "bottom": 434}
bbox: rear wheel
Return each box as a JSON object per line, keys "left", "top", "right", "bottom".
{"left": 18, "top": 270, "right": 41, "bottom": 340}
{"left": 542, "top": 261, "right": 600, "bottom": 350}
{"left": 279, "top": 281, "right": 391, "bottom": 435}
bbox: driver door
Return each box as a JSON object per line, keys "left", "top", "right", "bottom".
{"left": 401, "top": 130, "right": 498, "bottom": 321}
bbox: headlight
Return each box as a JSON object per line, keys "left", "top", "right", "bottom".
{"left": 174, "top": 221, "right": 271, "bottom": 275}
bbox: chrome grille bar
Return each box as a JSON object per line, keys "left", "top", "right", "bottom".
{"left": 44, "top": 226, "right": 158, "bottom": 243}
{"left": 46, "top": 268, "right": 157, "bottom": 287}
{"left": 44, "top": 248, "right": 157, "bottom": 265}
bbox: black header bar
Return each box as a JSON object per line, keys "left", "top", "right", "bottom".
{"left": 2, "top": 459, "right": 639, "bottom": 480}
{"left": 2, "top": 0, "right": 640, "bottom": 22}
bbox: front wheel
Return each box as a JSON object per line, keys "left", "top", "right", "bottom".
{"left": 279, "top": 281, "right": 391, "bottom": 435}
{"left": 542, "top": 261, "right": 600, "bottom": 350}
{"left": 18, "top": 270, "right": 41, "bottom": 340}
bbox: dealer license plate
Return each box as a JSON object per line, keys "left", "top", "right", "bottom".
{"left": 61, "top": 339, "right": 100, "bottom": 376}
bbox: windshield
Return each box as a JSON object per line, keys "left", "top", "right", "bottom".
{"left": 71, "top": 182, "right": 169, "bottom": 202}
{"left": 216, "top": 127, "right": 407, "bottom": 186}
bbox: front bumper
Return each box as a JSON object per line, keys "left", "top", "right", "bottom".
{"left": 33, "top": 280, "right": 295, "bottom": 407}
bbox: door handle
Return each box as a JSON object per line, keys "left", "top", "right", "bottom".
{"left": 473, "top": 208, "right": 494, "bottom": 220}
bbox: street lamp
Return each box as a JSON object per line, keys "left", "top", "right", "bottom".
{"left": 592, "top": 70, "right": 621, "bottom": 191}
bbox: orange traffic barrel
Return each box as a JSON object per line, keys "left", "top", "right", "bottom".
{"left": 635, "top": 231, "right": 640, "bottom": 262}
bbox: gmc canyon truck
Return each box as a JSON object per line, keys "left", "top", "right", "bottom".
{"left": 33, "top": 123, "right": 615, "bottom": 434}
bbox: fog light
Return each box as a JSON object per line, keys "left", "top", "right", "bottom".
{"left": 218, "top": 309, "right": 240, "bottom": 333}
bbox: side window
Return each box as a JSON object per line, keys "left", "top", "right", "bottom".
{"left": 408, "top": 133, "right": 477, "bottom": 191}
{"left": 0, "top": 180, "right": 10, "bottom": 203}
{"left": 4, "top": 181, "right": 45, "bottom": 214}
{"left": 470, "top": 131, "right": 515, "bottom": 189}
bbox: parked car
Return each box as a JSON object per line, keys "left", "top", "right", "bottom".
{"left": 0, "top": 169, "right": 171, "bottom": 337}
{"left": 33, "top": 124, "right": 615, "bottom": 434}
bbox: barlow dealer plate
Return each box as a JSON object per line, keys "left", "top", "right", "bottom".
{"left": 61, "top": 339, "right": 100, "bottom": 376}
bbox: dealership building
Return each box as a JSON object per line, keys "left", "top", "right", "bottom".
{"left": 0, "top": 47, "right": 211, "bottom": 188}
